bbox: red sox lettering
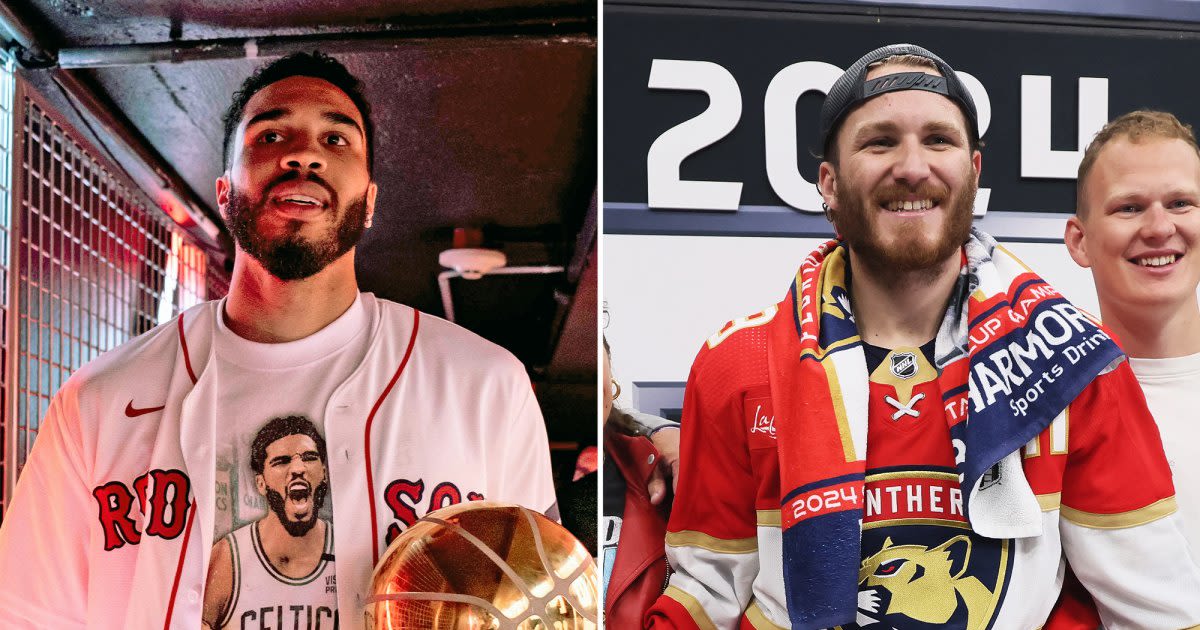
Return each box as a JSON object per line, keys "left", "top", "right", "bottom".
{"left": 93, "top": 473, "right": 488, "bottom": 553}
{"left": 382, "top": 478, "right": 484, "bottom": 545}
{"left": 92, "top": 469, "right": 193, "bottom": 551}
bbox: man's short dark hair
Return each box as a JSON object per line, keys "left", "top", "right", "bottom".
{"left": 250, "top": 415, "right": 328, "bottom": 474}
{"left": 221, "top": 51, "right": 375, "bottom": 172}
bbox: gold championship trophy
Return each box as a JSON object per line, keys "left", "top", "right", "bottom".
{"left": 366, "top": 502, "right": 599, "bottom": 629}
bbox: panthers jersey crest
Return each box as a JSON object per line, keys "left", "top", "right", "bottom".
{"left": 856, "top": 525, "right": 1009, "bottom": 629}
{"left": 854, "top": 344, "right": 1011, "bottom": 629}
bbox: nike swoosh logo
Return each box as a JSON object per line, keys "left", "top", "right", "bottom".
{"left": 125, "top": 401, "right": 166, "bottom": 417}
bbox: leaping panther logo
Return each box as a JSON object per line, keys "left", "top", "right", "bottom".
{"left": 857, "top": 535, "right": 995, "bottom": 629}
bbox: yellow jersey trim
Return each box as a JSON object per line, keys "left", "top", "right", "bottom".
{"left": 663, "top": 586, "right": 719, "bottom": 630}
{"left": 1061, "top": 496, "right": 1177, "bottom": 529}
{"left": 665, "top": 530, "right": 758, "bottom": 554}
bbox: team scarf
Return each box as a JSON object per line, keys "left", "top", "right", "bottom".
{"left": 766, "top": 229, "right": 1123, "bottom": 630}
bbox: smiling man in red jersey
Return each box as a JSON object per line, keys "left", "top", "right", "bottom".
{"left": 644, "top": 44, "right": 1200, "bottom": 630}
{"left": 0, "top": 52, "right": 556, "bottom": 629}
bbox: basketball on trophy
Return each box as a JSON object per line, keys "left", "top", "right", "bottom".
{"left": 366, "top": 501, "right": 599, "bottom": 629}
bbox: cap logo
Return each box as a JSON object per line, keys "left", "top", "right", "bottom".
{"left": 863, "top": 72, "right": 948, "bottom": 98}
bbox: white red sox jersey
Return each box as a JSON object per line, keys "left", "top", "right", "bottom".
{"left": 0, "top": 293, "right": 557, "bottom": 629}
{"left": 645, "top": 312, "right": 1200, "bottom": 630}
{"left": 219, "top": 522, "right": 338, "bottom": 630}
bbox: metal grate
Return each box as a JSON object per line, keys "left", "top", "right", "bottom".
{"left": 0, "top": 75, "right": 227, "bottom": 519}
{"left": 0, "top": 54, "right": 15, "bottom": 520}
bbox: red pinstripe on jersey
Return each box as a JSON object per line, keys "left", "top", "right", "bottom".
{"left": 177, "top": 313, "right": 197, "bottom": 384}
{"left": 164, "top": 313, "right": 199, "bottom": 628}
{"left": 162, "top": 501, "right": 197, "bottom": 630}
{"left": 366, "top": 310, "right": 421, "bottom": 564}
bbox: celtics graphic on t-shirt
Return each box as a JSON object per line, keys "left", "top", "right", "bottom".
{"left": 202, "top": 415, "right": 338, "bottom": 629}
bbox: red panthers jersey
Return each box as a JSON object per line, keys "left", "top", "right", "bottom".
{"left": 645, "top": 308, "right": 1200, "bottom": 630}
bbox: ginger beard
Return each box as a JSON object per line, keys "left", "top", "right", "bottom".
{"left": 226, "top": 170, "right": 368, "bottom": 281}
{"left": 834, "top": 161, "right": 977, "bottom": 278}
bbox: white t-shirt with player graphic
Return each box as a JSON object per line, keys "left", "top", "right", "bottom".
{"left": 204, "top": 296, "right": 372, "bottom": 628}
{"left": 219, "top": 521, "right": 338, "bottom": 629}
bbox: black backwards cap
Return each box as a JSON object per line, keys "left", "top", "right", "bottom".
{"left": 819, "top": 43, "right": 979, "bottom": 158}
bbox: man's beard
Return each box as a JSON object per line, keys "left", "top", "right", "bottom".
{"left": 265, "top": 479, "right": 329, "bottom": 537}
{"left": 834, "top": 166, "right": 976, "bottom": 279}
{"left": 226, "top": 175, "right": 367, "bottom": 281}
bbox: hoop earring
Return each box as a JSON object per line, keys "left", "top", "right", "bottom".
{"left": 611, "top": 378, "right": 622, "bottom": 400}
{"left": 816, "top": 180, "right": 834, "bottom": 223}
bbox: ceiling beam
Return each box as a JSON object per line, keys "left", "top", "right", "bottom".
{"left": 57, "top": 18, "right": 594, "bottom": 69}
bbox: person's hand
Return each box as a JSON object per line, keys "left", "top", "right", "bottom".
{"left": 646, "top": 462, "right": 668, "bottom": 506}
{"left": 649, "top": 427, "right": 680, "bottom": 498}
